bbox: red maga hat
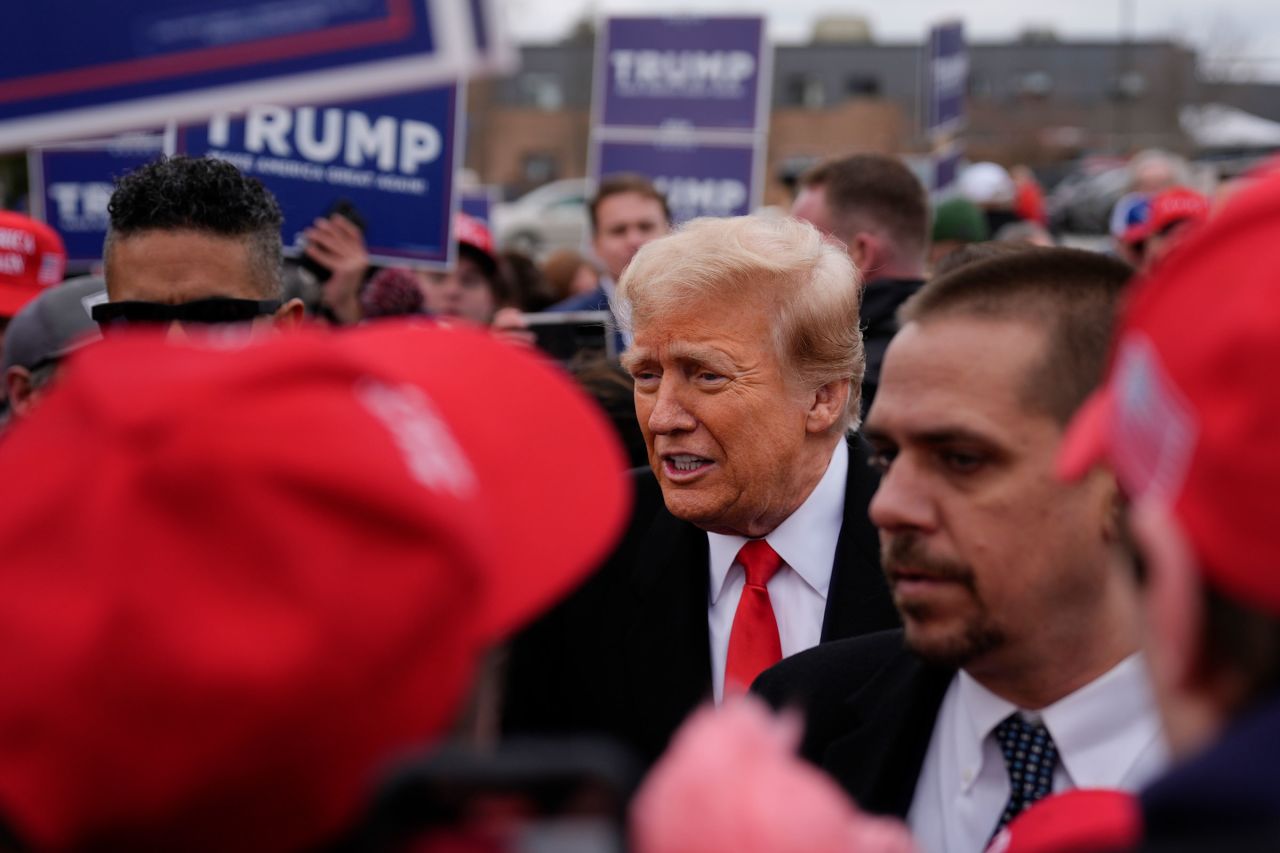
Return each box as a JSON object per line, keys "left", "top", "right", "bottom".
{"left": 1123, "top": 186, "right": 1209, "bottom": 244}
{"left": 0, "top": 320, "right": 630, "bottom": 852}
{"left": 454, "top": 211, "right": 496, "bottom": 258}
{"left": 0, "top": 211, "right": 66, "bottom": 317}
{"left": 987, "top": 789, "right": 1141, "bottom": 853}
{"left": 1059, "top": 159, "right": 1280, "bottom": 616}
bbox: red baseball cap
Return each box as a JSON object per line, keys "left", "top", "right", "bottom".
{"left": 987, "top": 790, "right": 1141, "bottom": 853}
{"left": 1059, "top": 159, "right": 1280, "bottom": 615}
{"left": 1122, "top": 186, "right": 1209, "bottom": 244}
{"left": 0, "top": 211, "right": 67, "bottom": 317}
{"left": 454, "top": 212, "right": 498, "bottom": 279}
{"left": 0, "top": 321, "right": 630, "bottom": 851}
{"left": 455, "top": 211, "right": 495, "bottom": 258}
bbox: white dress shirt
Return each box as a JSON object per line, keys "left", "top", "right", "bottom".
{"left": 907, "top": 654, "right": 1169, "bottom": 853}
{"left": 706, "top": 440, "right": 848, "bottom": 703}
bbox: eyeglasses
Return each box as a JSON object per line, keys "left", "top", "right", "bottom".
{"left": 92, "top": 298, "right": 282, "bottom": 330}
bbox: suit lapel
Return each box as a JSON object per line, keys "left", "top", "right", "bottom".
{"left": 616, "top": 506, "right": 713, "bottom": 760}
{"left": 822, "top": 648, "right": 953, "bottom": 817}
{"left": 822, "top": 435, "right": 900, "bottom": 641}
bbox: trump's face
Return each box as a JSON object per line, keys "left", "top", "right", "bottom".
{"left": 623, "top": 293, "right": 844, "bottom": 538}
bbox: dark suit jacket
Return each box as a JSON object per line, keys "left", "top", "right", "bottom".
{"left": 501, "top": 436, "right": 899, "bottom": 766}
{"left": 752, "top": 628, "right": 953, "bottom": 818}
{"left": 859, "top": 278, "right": 924, "bottom": 419}
{"left": 1138, "top": 692, "right": 1280, "bottom": 852}
{"left": 548, "top": 285, "right": 610, "bottom": 313}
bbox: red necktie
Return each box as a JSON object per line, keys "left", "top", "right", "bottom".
{"left": 724, "top": 539, "right": 785, "bottom": 694}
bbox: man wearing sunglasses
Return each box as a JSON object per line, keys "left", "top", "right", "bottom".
{"left": 98, "top": 156, "right": 304, "bottom": 332}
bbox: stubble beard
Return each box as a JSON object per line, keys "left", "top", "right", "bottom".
{"left": 882, "top": 532, "right": 1006, "bottom": 669}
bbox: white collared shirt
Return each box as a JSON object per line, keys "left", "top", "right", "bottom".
{"left": 706, "top": 439, "right": 848, "bottom": 703}
{"left": 908, "top": 654, "right": 1169, "bottom": 853}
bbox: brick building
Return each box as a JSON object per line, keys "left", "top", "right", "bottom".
{"left": 466, "top": 28, "right": 1268, "bottom": 199}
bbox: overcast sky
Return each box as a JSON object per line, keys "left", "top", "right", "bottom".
{"left": 503, "top": 0, "right": 1280, "bottom": 79}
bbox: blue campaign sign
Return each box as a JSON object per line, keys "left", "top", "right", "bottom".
{"left": 927, "top": 21, "right": 967, "bottom": 138}
{"left": 176, "top": 86, "right": 461, "bottom": 268}
{"left": 460, "top": 186, "right": 498, "bottom": 225}
{"left": 933, "top": 144, "right": 964, "bottom": 193}
{"left": 0, "top": 0, "right": 478, "bottom": 152}
{"left": 467, "top": 0, "right": 518, "bottom": 75}
{"left": 27, "top": 137, "right": 167, "bottom": 268}
{"left": 594, "top": 138, "right": 758, "bottom": 224}
{"left": 596, "top": 16, "right": 769, "bottom": 133}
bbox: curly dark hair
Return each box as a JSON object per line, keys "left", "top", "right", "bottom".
{"left": 105, "top": 156, "right": 285, "bottom": 297}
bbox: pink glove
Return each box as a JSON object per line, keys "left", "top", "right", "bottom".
{"left": 632, "top": 696, "right": 917, "bottom": 853}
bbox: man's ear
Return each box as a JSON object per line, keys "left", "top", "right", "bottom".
{"left": 273, "top": 298, "right": 306, "bottom": 328}
{"left": 806, "top": 379, "right": 850, "bottom": 435}
{"left": 852, "top": 229, "right": 889, "bottom": 276}
{"left": 1132, "top": 501, "right": 1205, "bottom": 696}
{"left": 1099, "top": 475, "right": 1123, "bottom": 544}
{"left": 849, "top": 233, "right": 874, "bottom": 271}
{"left": 5, "top": 366, "right": 35, "bottom": 418}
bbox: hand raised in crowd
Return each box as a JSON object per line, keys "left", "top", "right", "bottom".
{"left": 490, "top": 306, "right": 536, "bottom": 348}
{"left": 304, "top": 214, "right": 369, "bottom": 325}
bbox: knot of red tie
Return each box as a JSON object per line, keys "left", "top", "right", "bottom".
{"left": 737, "top": 538, "right": 784, "bottom": 588}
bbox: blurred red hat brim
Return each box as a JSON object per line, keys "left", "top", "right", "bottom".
{"left": 988, "top": 789, "right": 1142, "bottom": 853}
{"left": 1057, "top": 391, "right": 1113, "bottom": 483}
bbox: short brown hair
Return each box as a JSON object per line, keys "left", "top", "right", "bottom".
{"left": 900, "top": 247, "right": 1133, "bottom": 425}
{"left": 801, "top": 154, "right": 928, "bottom": 261}
{"left": 1121, "top": 505, "right": 1280, "bottom": 715}
{"left": 931, "top": 241, "right": 1031, "bottom": 279}
{"left": 589, "top": 174, "right": 671, "bottom": 234}
{"left": 1200, "top": 583, "right": 1280, "bottom": 710}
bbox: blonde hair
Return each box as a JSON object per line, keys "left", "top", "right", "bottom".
{"left": 616, "top": 214, "right": 865, "bottom": 430}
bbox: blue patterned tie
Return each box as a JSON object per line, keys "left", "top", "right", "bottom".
{"left": 991, "top": 714, "right": 1060, "bottom": 837}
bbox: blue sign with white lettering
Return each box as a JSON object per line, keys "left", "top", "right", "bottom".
{"left": 28, "top": 138, "right": 166, "bottom": 268}
{"left": 591, "top": 15, "right": 768, "bottom": 220}
{"left": 927, "top": 21, "right": 967, "bottom": 137}
{"left": 595, "top": 138, "right": 756, "bottom": 224}
{"left": 176, "top": 86, "right": 460, "bottom": 268}
{"left": 464, "top": 0, "right": 517, "bottom": 74}
{"left": 460, "top": 186, "right": 498, "bottom": 225}
{"left": 933, "top": 145, "right": 963, "bottom": 193}
{"left": 0, "top": 0, "right": 478, "bottom": 152}
{"left": 597, "top": 16, "right": 768, "bottom": 133}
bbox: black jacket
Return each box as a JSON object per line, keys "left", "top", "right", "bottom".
{"left": 501, "top": 436, "right": 899, "bottom": 766}
{"left": 1137, "top": 693, "right": 1280, "bottom": 851}
{"left": 752, "top": 628, "right": 953, "bottom": 816}
{"left": 860, "top": 278, "right": 925, "bottom": 419}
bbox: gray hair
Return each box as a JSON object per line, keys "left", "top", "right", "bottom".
{"left": 616, "top": 213, "right": 865, "bottom": 431}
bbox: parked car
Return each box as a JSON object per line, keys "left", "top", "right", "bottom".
{"left": 492, "top": 178, "right": 590, "bottom": 258}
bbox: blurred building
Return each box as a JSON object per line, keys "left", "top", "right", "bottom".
{"left": 466, "top": 27, "right": 1272, "bottom": 199}
{"left": 1199, "top": 80, "right": 1280, "bottom": 123}
{"left": 465, "top": 32, "right": 905, "bottom": 205}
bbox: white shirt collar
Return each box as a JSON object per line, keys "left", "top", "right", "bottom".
{"left": 706, "top": 439, "right": 848, "bottom": 604}
{"left": 1041, "top": 654, "right": 1167, "bottom": 789}
{"left": 953, "top": 653, "right": 1166, "bottom": 793}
